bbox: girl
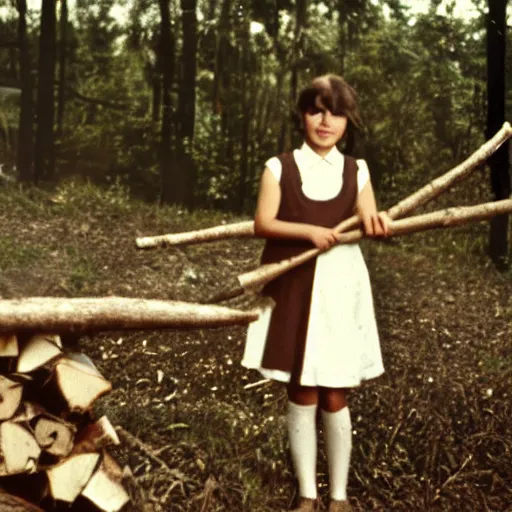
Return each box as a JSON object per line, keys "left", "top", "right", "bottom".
{"left": 242, "top": 74, "right": 389, "bottom": 512}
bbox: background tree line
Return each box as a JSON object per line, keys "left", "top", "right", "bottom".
{"left": 0, "top": 0, "right": 510, "bottom": 263}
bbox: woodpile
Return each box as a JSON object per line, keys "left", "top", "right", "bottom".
{"left": 0, "top": 333, "right": 129, "bottom": 512}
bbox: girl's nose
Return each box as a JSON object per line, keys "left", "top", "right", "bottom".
{"left": 321, "top": 110, "right": 332, "bottom": 124}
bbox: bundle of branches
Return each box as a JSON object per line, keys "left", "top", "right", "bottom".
{"left": 0, "top": 298, "right": 263, "bottom": 511}
{"left": 136, "top": 122, "right": 512, "bottom": 303}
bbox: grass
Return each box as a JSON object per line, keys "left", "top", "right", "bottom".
{"left": 0, "top": 178, "right": 510, "bottom": 511}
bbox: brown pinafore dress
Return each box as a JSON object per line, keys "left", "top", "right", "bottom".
{"left": 255, "top": 152, "right": 358, "bottom": 384}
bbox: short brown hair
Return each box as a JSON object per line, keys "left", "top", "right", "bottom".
{"left": 296, "top": 74, "right": 363, "bottom": 130}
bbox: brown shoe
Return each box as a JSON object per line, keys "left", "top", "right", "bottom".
{"left": 289, "top": 497, "right": 318, "bottom": 512}
{"left": 328, "top": 500, "right": 353, "bottom": 512}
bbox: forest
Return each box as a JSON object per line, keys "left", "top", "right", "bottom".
{"left": 0, "top": 1, "right": 510, "bottom": 213}
{"left": 0, "top": 1, "right": 511, "bottom": 511}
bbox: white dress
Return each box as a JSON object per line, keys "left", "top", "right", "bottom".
{"left": 242, "top": 143, "right": 385, "bottom": 388}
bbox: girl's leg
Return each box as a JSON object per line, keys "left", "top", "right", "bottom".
{"left": 319, "top": 388, "right": 352, "bottom": 502}
{"left": 287, "top": 383, "right": 319, "bottom": 502}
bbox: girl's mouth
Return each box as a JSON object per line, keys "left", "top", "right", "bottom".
{"left": 316, "top": 129, "right": 332, "bottom": 138}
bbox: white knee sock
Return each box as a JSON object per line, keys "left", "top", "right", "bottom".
{"left": 287, "top": 401, "right": 318, "bottom": 499}
{"left": 322, "top": 406, "right": 352, "bottom": 501}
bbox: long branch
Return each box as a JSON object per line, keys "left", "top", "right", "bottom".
{"left": 136, "top": 220, "right": 255, "bottom": 249}
{"left": 208, "top": 199, "right": 512, "bottom": 302}
{"left": 0, "top": 297, "right": 262, "bottom": 333}
{"left": 138, "top": 122, "right": 512, "bottom": 249}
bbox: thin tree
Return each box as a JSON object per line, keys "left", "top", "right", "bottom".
{"left": 56, "top": 0, "right": 68, "bottom": 137}
{"left": 158, "top": 0, "right": 176, "bottom": 204}
{"left": 487, "top": 0, "right": 510, "bottom": 268}
{"left": 16, "top": 0, "right": 33, "bottom": 183}
{"left": 236, "top": 16, "right": 251, "bottom": 213}
{"left": 178, "top": 0, "right": 198, "bottom": 208}
{"left": 34, "top": 0, "right": 57, "bottom": 183}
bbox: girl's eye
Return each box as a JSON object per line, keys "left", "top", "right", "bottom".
{"left": 308, "top": 107, "right": 325, "bottom": 115}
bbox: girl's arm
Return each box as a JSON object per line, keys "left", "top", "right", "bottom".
{"left": 254, "top": 168, "right": 339, "bottom": 250}
{"left": 356, "top": 180, "right": 390, "bottom": 236}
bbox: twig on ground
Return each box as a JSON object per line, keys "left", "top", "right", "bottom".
{"left": 115, "top": 426, "right": 185, "bottom": 481}
{"left": 243, "top": 378, "right": 271, "bottom": 390}
{"left": 432, "top": 454, "right": 473, "bottom": 503}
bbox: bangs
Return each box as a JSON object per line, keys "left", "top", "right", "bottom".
{"left": 296, "top": 75, "right": 361, "bottom": 128}
{"left": 297, "top": 86, "right": 347, "bottom": 116}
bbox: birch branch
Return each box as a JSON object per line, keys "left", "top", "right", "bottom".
{"left": 336, "top": 198, "right": 512, "bottom": 244}
{"left": 136, "top": 220, "right": 255, "bottom": 249}
{"left": 0, "top": 297, "right": 263, "bottom": 333}
{"left": 209, "top": 199, "right": 512, "bottom": 302}
{"left": 388, "top": 122, "right": 512, "bottom": 219}
{"left": 137, "top": 122, "right": 512, "bottom": 250}
{"left": 205, "top": 124, "right": 512, "bottom": 302}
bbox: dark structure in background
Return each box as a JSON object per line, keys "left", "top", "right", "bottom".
{"left": 16, "top": 0, "right": 33, "bottom": 183}
{"left": 34, "top": 0, "right": 57, "bottom": 183}
{"left": 487, "top": 0, "right": 511, "bottom": 269}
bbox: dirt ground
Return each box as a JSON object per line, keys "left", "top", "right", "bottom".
{"left": 0, "top": 180, "right": 510, "bottom": 511}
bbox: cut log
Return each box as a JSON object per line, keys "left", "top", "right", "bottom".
{"left": 73, "top": 416, "right": 120, "bottom": 454}
{"left": 33, "top": 416, "right": 75, "bottom": 457}
{"left": 0, "top": 376, "right": 23, "bottom": 420}
{"left": 0, "top": 422, "right": 41, "bottom": 475}
{"left": 81, "top": 453, "right": 130, "bottom": 512}
{"left": 10, "top": 402, "right": 44, "bottom": 423}
{"left": 136, "top": 219, "right": 255, "bottom": 249}
{"left": 54, "top": 357, "right": 112, "bottom": 412}
{"left": 0, "top": 489, "right": 44, "bottom": 512}
{"left": 46, "top": 452, "right": 100, "bottom": 503}
{"left": 0, "top": 334, "right": 18, "bottom": 357}
{"left": 17, "top": 334, "right": 62, "bottom": 373}
{"left": 0, "top": 297, "right": 261, "bottom": 333}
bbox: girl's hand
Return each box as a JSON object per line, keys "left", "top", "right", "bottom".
{"left": 307, "top": 226, "right": 340, "bottom": 250}
{"left": 362, "top": 211, "right": 391, "bottom": 237}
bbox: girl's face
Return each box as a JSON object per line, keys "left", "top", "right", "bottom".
{"left": 303, "top": 101, "right": 347, "bottom": 157}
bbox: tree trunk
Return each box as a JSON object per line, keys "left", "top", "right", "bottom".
{"left": 178, "top": 0, "right": 197, "bottom": 142}
{"left": 237, "top": 20, "right": 251, "bottom": 213}
{"left": 158, "top": 0, "right": 177, "bottom": 204}
{"left": 16, "top": 0, "right": 34, "bottom": 183}
{"left": 486, "top": 0, "right": 510, "bottom": 269}
{"left": 337, "top": 0, "right": 346, "bottom": 74}
{"left": 287, "top": 0, "right": 308, "bottom": 151}
{"left": 56, "top": 0, "right": 68, "bottom": 137}
{"left": 178, "top": 0, "right": 198, "bottom": 209}
{"left": 151, "top": 58, "right": 162, "bottom": 124}
{"left": 34, "top": 0, "right": 57, "bottom": 183}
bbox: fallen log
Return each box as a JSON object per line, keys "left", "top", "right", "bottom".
{"left": 0, "top": 489, "right": 44, "bottom": 512}
{"left": 0, "top": 422, "right": 41, "bottom": 475}
{"left": 0, "top": 376, "right": 23, "bottom": 420}
{"left": 210, "top": 199, "right": 512, "bottom": 302}
{"left": 81, "top": 453, "right": 130, "bottom": 512}
{"left": 33, "top": 415, "right": 75, "bottom": 457}
{"left": 54, "top": 356, "right": 112, "bottom": 413}
{"left": 46, "top": 452, "right": 100, "bottom": 503}
{"left": 0, "top": 335, "right": 18, "bottom": 357}
{"left": 73, "top": 416, "right": 120, "bottom": 455}
{"left": 0, "top": 297, "right": 262, "bottom": 333}
{"left": 138, "top": 121, "right": 512, "bottom": 249}
{"left": 17, "top": 335, "right": 62, "bottom": 373}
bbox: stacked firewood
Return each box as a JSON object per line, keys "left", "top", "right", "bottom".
{"left": 0, "top": 333, "right": 129, "bottom": 512}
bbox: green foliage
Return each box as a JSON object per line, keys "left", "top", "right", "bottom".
{"left": 0, "top": 236, "right": 45, "bottom": 270}
{"left": 1, "top": 0, "right": 507, "bottom": 213}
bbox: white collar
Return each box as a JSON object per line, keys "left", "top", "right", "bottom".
{"left": 298, "top": 142, "right": 343, "bottom": 167}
